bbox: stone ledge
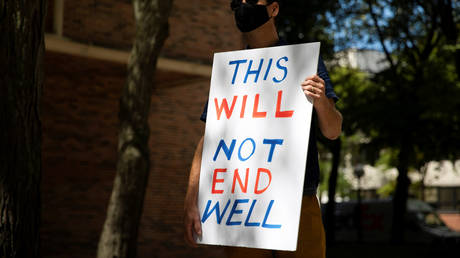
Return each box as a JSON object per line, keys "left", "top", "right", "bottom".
{"left": 45, "top": 33, "right": 212, "bottom": 77}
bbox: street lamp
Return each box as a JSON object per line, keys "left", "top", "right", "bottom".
{"left": 354, "top": 164, "right": 364, "bottom": 199}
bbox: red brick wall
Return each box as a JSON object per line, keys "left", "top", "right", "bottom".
{"left": 164, "top": 0, "right": 243, "bottom": 63}
{"left": 42, "top": 51, "right": 223, "bottom": 257}
{"left": 56, "top": 0, "right": 242, "bottom": 63}
{"left": 42, "top": 1, "right": 243, "bottom": 256}
{"left": 62, "top": 0, "right": 135, "bottom": 50}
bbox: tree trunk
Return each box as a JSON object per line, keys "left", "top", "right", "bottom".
{"left": 0, "top": 1, "right": 47, "bottom": 257}
{"left": 97, "top": 1, "right": 173, "bottom": 257}
{"left": 391, "top": 137, "right": 411, "bottom": 244}
{"left": 325, "top": 138, "right": 341, "bottom": 246}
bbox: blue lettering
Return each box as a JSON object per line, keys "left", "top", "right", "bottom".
{"left": 244, "top": 199, "right": 261, "bottom": 227}
{"left": 201, "top": 199, "right": 231, "bottom": 224}
{"left": 229, "top": 59, "right": 247, "bottom": 85}
{"left": 263, "top": 139, "right": 284, "bottom": 162}
{"left": 213, "top": 139, "right": 236, "bottom": 161}
{"left": 262, "top": 200, "right": 282, "bottom": 228}
{"left": 238, "top": 138, "right": 256, "bottom": 161}
{"left": 226, "top": 199, "right": 249, "bottom": 226}
{"left": 244, "top": 59, "right": 264, "bottom": 84}
{"left": 263, "top": 58, "right": 273, "bottom": 81}
{"left": 273, "top": 56, "right": 288, "bottom": 83}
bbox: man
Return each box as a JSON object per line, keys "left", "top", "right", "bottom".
{"left": 184, "top": 0, "right": 342, "bottom": 257}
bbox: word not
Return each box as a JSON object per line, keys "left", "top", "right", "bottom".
{"left": 213, "top": 138, "right": 283, "bottom": 162}
{"left": 201, "top": 198, "right": 282, "bottom": 228}
{"left": 212, "top": 167, "right": 272, "bottom": 194}
{"left": 229, "top": 57, "right": 288, "bottom": 84}
{"left": 214, "top": 90, "right": 294, "bottom": 120}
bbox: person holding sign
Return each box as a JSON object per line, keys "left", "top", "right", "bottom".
{"left": 184, "top": 0, "right": 342, "bottom": 257}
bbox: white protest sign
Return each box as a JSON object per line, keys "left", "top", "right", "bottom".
{"left": 198, "top": 42, "right": 320, "bottom": 251}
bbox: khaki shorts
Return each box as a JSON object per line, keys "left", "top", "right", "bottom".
{"left": 225, "top": 195, "right": 326, "bottom": 258}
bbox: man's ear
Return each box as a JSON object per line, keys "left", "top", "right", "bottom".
{"left": 269, "top": 2, "right": 279, "bottom": 18}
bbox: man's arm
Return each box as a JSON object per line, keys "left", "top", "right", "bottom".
{"left": 184, "top": 135, "right": 204, "bottom": 247}
{"left": 315, "top": 97, "right": 342, "bottom": 140}
{"left": 302, "top": 75, "right": 342, "bottom": 140}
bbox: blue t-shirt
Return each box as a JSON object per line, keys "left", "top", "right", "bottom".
{"left": 200, "top": 41, "right": 338, "bottom": 195}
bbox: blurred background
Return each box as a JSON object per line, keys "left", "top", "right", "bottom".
{"left": 38, "top": 0, "right": 459, "bottom": 257}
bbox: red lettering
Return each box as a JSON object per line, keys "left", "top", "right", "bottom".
{"left": 275, "top": 90, "right": 294, "bottom": 118}
{"left": 212, "top": 168, "right": 226, "bottom": 194}
{"left": 252, "top": 94, "right": 267, "bottom": 118}
{"left": 254, "top": 168, "right": 272, "bottom": 194}
{"left": 240, "top": 95, "right": 248, "bottom": 118}
{"left": 214, "top": 96, "right": 238, "bottom": 120}
{"left": 232, "top": 168, "right": 249, "bottom": 193}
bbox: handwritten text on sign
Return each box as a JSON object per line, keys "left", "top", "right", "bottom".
{"left": 198, "top": 43, "right": 320, "bottom": 251}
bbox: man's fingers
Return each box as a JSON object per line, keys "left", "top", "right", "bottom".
{"left": 301, "top": 80, "right": 323, "bottom": 90}
{"left": 302, "top": 85, "right": 323, "bottom": 95}
{"left": 185, "top": 222, "right": 196, "bottom": 247}
{"left": 311, "top": 74, "right": 325, "bottom": 84}
{"left": 304, "top": 74, "right": 322, "bottom": 81}
{"left": 184, "top": 210, "right": 201, "bottom": 248}
{"left": 304, "top": 90, "right": 320, "bottom": 99}
{"left": 302, "top": 75, "right": 325, "bottom": 89}
{"left": 301, "top": 79, "right": 311, "bottom": 86}
{"left": 304, "top": 75, "right": 315, "bottom": 81}
{"left": 184, "top": 215, "right": 199, "bottom": 247}
{"left": 311, "top": 86, "right": 323, "bottom": 95}
{"left": 194, "top": 217, "right": 202, "bottom": 236}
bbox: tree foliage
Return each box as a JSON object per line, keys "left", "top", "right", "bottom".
{"left": 276, "top": 0, "right": 340, "bottom": 58}
{"left": 334, "top": 0, "right": 460, "bottom": 167}
{"left": 331, "top": 0, "right": 460, "bottom": 243}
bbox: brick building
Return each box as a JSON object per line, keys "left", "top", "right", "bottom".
{"left": 42, "top": 1, "right": 243, "bottom": 257}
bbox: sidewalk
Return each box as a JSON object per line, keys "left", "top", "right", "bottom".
{"left": 327, "top": 242, "right": 459, "bottom": 258}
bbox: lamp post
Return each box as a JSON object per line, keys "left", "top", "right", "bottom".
{"left": 354, "top": 164, "right": 364, "bottom": 242}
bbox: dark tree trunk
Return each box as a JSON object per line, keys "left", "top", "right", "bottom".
{"left": 391, "top": 137, "right": 411, "bottom": 244}
{"left": 97, "top": 1, "right": 173, "bottom": 257}
{"left": 325, "top": 138, "right": 341, "bottom": 246}
{"left": 0, "top": 0, "right": 47, "bottom": 257}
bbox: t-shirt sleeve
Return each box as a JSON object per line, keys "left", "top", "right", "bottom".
{"left": 200, "top": 100, "right": 208, "bottom": 122}
{"left": 317, "top": 56, "right": 339, "bottom": 102}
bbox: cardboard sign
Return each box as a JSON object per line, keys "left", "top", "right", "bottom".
{"left": 198, "top": 42, "right": 320, "bottom": 251}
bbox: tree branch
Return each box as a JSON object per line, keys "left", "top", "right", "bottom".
{"left": 366, "top": 0, "right": 396, "bottom": 72}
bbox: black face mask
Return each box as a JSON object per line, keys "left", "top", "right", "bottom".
{"left": 232, "top": 2, "right": 270, "bottom": 33}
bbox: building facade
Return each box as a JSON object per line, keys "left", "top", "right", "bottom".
{"left": 42, "top": 1, "right": 242, "bottom": 257}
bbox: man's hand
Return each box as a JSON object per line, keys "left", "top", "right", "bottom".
{"left": 184, "top": 199, "right": 202, "bottom": 247}
{"left": 301, "top": 74, "right": 342, "bottom": 140}
{"left": 183, "top": 135, "right": 204, "bottom": 247}
{"left": 301, "top": 74, "right": 328, "bottom": 109}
